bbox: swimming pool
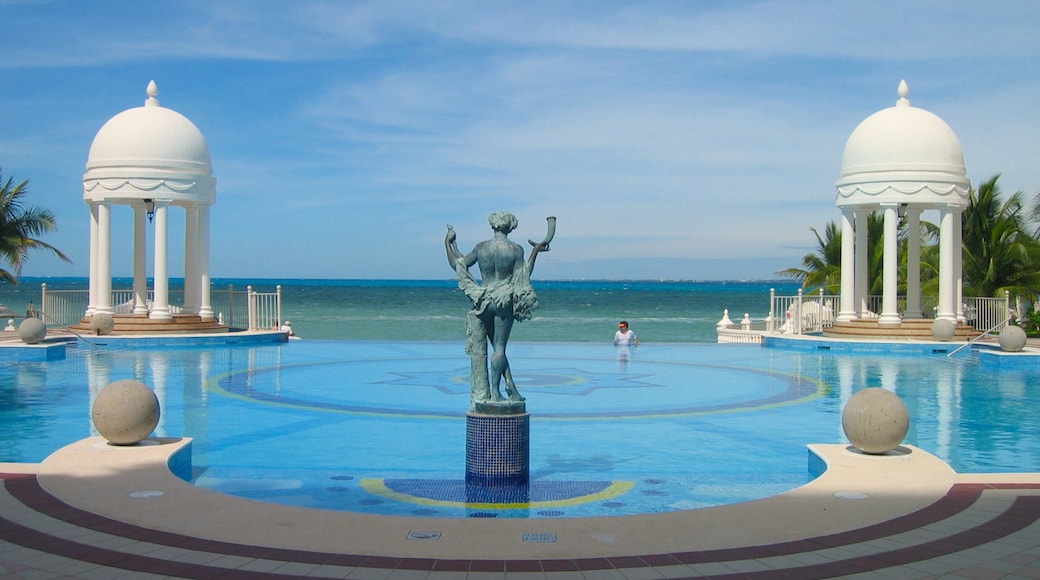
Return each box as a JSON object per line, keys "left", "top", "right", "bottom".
{"left": 1, "top": 340, "right": 1038, "bottom": 518}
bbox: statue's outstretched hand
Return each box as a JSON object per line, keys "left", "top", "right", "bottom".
{"left": 446, "top": 225, "right": 457, "bottom": 245}
{"left": 528, "top": 216, "right": 556, "bottom": 256}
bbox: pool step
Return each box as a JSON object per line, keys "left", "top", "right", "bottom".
{"left": 824, "top": 318, "right": 979, "bottom": 340}
{"left": 69, "top": 314, "right": 230, "bottom": 335}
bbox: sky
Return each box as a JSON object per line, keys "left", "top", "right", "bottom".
{"left": 1, "top": 1, "right": 1039, "bottom": 281}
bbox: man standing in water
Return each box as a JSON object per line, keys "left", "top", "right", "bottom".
{"left": 445, "top": 212, "right": 553, "bottom": 409}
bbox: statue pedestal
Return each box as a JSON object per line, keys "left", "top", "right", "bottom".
{"left": 466, "top": 404, "right": 529, "bottom": 484}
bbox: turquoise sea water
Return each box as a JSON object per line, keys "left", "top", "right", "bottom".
{"left": 1, "top": 277, "right": 801, "bottom": 342}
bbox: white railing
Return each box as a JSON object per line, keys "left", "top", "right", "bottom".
{"left": 716, "top": 327, "right": 766, "bottom": 344}
{"left": 963, "top": 292, "right": 1012, "bottom": 333}
{"left": 40, "top": 283, "right": 283, "bottom": 332}
{"left": 210, "top": 284, "right": 282, "bottom": 330}
{"left": 39, "top": 285, "right": 88, "bottom": 328}
{"left": 715, "top": 309, "right": 775, "bottom": 344}
{"left": 717, "top": 288, "right": 1011, "bottom": 342}
{"left": 246, "top": 285, "right": 283, "bottom": 331}
{"left": 767, "top": 288, "right": 837, "bottom": 335}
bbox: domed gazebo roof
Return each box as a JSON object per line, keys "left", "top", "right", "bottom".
{"left": 83, "top": 81, "right": 216, "bottom": 206}
{"left": 836, "top": 80, "right": 969, "bottom": 209}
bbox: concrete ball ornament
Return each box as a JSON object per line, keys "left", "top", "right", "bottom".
{"left": 841, "top": 387, "right": 910, "bottom": 454}
{"left": 18, "top": 317, "right": 47, "bottom": 344}
{"left": 91, "top": 380, "right": 160, "bottom": 445}
{"left": 90, "top": 313, "right": 115, "bottom": 335}
{"left": 930, "top": 318, "right": 955, "bottom": 342}
{"left": 998, "top": 325, "right": 1027, "bottom": 352}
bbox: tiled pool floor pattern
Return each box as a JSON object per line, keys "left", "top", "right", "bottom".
{"left": 4, "top": 336, "right": 1040, "bottom": 578}
{"left": 2, "top": 470, "right": 1040, "bottom": 578}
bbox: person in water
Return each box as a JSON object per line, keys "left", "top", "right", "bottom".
{"left": 614, "top": 320, "right": 638, "bottom": 346}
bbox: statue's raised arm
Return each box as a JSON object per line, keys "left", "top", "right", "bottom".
{"left": 527, "top": 216, "right": 556, "bottom": 272}
{"left": 445, "top": 225, "right": 463, "bottom": 270}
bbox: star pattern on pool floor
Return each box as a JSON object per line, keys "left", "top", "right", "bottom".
{"left": 375, "top": 366, "right": 661, "bottom": 396}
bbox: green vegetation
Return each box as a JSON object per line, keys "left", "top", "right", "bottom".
{"left": 962, "top": 175, "right": 1040, "bottom": 299}
{"left": 0, "top": 167, "right": 70, "bottom": 284}
{"left": 776, "top": 213, "right": 886, "bottom": 295}
{"left": 779, "top": 174, "right": 1040, "bottom": 314}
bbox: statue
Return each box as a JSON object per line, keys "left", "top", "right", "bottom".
{"left": 445, "top": 212, "right": 555, "bottom": 410}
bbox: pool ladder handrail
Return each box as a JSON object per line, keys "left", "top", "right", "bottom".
{"left": 947, "top": 316, "right": 1012, "bottom": 359}
{"left": 38, "top": 309, "right": 101, "bottom": 349}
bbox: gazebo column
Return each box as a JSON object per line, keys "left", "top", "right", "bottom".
{"left": 878, "top": 203, "right": 900, "bottom": 325}
{"left": 937, "top": 205, "right": 957, "bottom": 321}
{"left": 184, "top": 205, "right": 199, "bottom": 315}
{"left": 854, "top": 210, "right": 869, "bottom": 317}
{"left": 955, "top": 208, "right": 965, "bottom": 322}
{"left": 149, "top": 201, "right": 172, "bottom": 321}
{"left": 95, "top": 202, "right": 114, "bottom": 315}
{"left": 198, "top": 205, "right": 214, "bottom": 321}
{"left": 837, "top": 209, "right": 856, "bottom": 321}
{"left": 86, "top": 203, "right": 99, "bottom": 317}
{"left": 904, "top": 208, "right": 923, "bottom": 319}
{"left": 133, "top": 204, "right": 149, "bottom": 315}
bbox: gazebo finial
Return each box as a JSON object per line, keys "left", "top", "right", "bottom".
{"left": 896, "top": 79, "right": 910, "bottom": 107}
{"left": 145, "top": 80, "right": 159, "bottom": 107}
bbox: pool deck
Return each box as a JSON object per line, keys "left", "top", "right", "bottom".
{"left": 2, "top": 438, "right": 1040, "bottom": 579}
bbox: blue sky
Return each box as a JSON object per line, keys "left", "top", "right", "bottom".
{"left": 1, "top": 1, "right": 1038, "bottom": 281}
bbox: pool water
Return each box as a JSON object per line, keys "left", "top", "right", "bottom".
{"left": 1, "top": 340, "right": 1038, "bottom": 518}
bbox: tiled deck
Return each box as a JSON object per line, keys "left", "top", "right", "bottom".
{"left": 2, "top": 439, "right": 1039, "bottom": 578}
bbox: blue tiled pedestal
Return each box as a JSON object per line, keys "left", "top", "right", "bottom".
{"left": 465, "top": 411, "right": 530, "bottom": 484}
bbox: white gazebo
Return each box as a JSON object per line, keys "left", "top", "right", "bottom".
{"left": 81, "top": 81, "right": 219, "bottom": 330}
{"left": 834, "top": 80, "right": 971, "bottom": 329}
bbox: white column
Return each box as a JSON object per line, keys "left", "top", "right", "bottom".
{"left": 150, "top": 202, "right": 172, "bottom": 320}
{"left": 198, "top": 205, "right": 214, "bottom": 321}
{"left": 837, "top": 209, "right": 856, "bottom": 322}
{"left": 879, "top": 204, "right": 900, "bottom": 325}
{"left": 184, "top": 205, "right": 199, "bottom": 315}
{"left": 955, "top": 208, "right": 964, "bottom": 322}
{"left": 904, "top": 208, "right": 923, "bottom": 319}
{"left": 133, "top": 205, "right": 149, "bottom": 315}
{"left": 95, "top": 202, "right": 114, "bottom": 315}
{"left": 86, "top": 203, "right": 99, "bottom": 317}
{"left": 855, "top": 211, "right": 869, "bottom": 317}
{"left": 937, "top": 205, "right": 957, "bottom": 321}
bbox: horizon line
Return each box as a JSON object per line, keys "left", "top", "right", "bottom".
{"left": 9, "top": 275, "right": 799, "bottom": 284}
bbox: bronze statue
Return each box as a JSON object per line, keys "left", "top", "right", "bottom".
{"left": 445, "top": 212, "right": 555, "bottom": 409}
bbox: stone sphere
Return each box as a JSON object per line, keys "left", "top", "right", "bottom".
{"left": 17, "top": 317, "right": 47, "bottom": 344}
{"left": 931, "top": 318, "right": 955, "bottom": 341}
{"left": 998, "top": 325, "right": 1027, "bottom": 352}
{"left": 90, "top": 313, "right": 115, "bottom": 335}
{"left": 842, "top": 387, "right": 910, "bottom": 454}
{"left": 91, "top": 380, "right": 160, "bottom": 445}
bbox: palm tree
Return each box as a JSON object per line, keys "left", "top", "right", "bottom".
{"left": 0, "top": 168, "right": 70, "bottom": 284}
{"left": 961, "top": 174, "right": 1040, "bottom": 300}
{"left": 776, "top": 213, "right": 887, "bottom": 294}
{"left": 775, "top": 221, "right": 842, "bottom": 292}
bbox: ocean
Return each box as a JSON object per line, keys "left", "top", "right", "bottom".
{"left": 0, "top": 278, "right": 801, "bottom": 343}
